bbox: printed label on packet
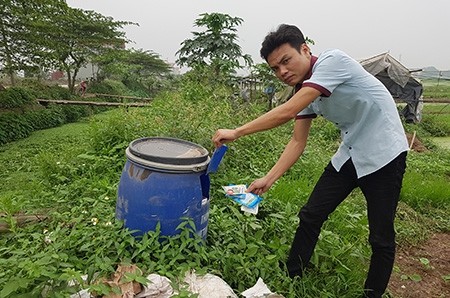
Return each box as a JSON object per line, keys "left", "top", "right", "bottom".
{"left": 222, "top": 184, "right": 263, "bottom": 211}
{"left": 223, "top": 184, "right": 247, "bottom": 196}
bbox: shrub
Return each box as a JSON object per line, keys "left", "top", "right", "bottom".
{"left": 0, "top": 87, "right": 37, "bottom": 109}
{"left": 0, "top": 112, "right": 33, "bottom": 143}
{"left": 88, "top": 79, "right": 130, "bottom": 100}
{"left": 19, "top": 79, "right": 72, "bottom": 100}
{"left": 0, "top": 105, "right": 91, "bottom": 144}
{"left": 61, "top": 105, "right": 91, "bottom": 122}
{"left": 0, "top": 82, "right": 109, "bottom": 144}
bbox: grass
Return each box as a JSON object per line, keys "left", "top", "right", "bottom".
{"left": 420, "top": 79, "right": 450, "bottom": 137}
{"left": 431, "top": 136, "right": 450, "bottom": 149}
{"left": 0, "top": 84, "right": 449, "bottom": 297}
{"left": 422, "top": 78, "right": 450, "bottom": 98}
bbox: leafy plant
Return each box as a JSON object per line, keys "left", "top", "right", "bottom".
{"left": 418, "top": 257, "right": 432, "bottom": 269}
{"left": 176, "top": 12, "right": 252, "bottom": 80}
{"left": 0, "top": 86, "right": 36, "bottom": 108}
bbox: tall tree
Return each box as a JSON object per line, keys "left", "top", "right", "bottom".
{"left": 176, "top": 12, "right": 252, "bottom": 77}
{"left": 0, "top": 0, "right": 134, "bottom": 91}
{"left": 0, "top": 0, "right": 65, "bottom": 84}
{"left": 39, "top": 6, "right": 134, "bottom": 92}
{"left": 0, "top": 0, "right": 22, "bottom": 84}
{"left": 96, "top": 48, "right": 171, "bottom": 79}
{"left": 94, "top": 48, "right": 172, "bottom": 94}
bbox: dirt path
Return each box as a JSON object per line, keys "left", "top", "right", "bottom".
{"left": 388, "top": 233, "right": 450, "bottom": 298}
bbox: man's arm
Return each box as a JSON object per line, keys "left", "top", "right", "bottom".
{"left": 247, "top": 118, "right": 312, "bottom": 195}
{"left": 212, "top": 86, "right": 320, "bottom": 147}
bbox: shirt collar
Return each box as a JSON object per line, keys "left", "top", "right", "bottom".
{"left": 295, "top": 55, "right": 318, "bottom": 92}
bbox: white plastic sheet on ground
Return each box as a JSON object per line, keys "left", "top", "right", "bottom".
{"left": 135, "top": 274, "right": 173, "bottom": 298}
{"left": 70, "top": 270, "right": 284, "bottom": 298}
{"left": 241, "top": 278, "right": 284, "bottom": 298}
{"left": 184, "top": 271, "right": 237, "bottom": 298}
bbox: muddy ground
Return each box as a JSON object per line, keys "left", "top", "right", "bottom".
{"left": 388, "top": 233, "right": 450, "bottom": 298}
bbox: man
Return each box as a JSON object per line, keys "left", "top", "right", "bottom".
{"left": 79, "top": 80, "right": 87, "bottom": 96}
{"left": 212, "top": 24, "right": 408, "bottom": 297}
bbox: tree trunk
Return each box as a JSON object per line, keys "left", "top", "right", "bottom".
{"left": 65, "top": 67, "right": 73, "bottom": 93}
{"left": 8, "top": 69, "right": 16, "bottom": 86}
{"left": 5, "top": 56, "right": 16, "bottom": 86}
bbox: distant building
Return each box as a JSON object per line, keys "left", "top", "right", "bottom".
{"left": 50, "top": 62, "right": 99, "bottom": 82}
{"left": 50, "top": 70, "right": 64, "bottom": 81}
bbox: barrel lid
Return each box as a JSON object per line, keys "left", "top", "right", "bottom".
{"left": 128, "top": 137, "right": 209, "bottom": 166}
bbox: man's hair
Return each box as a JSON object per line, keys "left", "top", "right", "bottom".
{"left": 260, "top": 24, "right": 306, "bottom": 61}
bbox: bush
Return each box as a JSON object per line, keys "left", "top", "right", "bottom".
{"left": 44, "top": 86, "right": 72, "bottom": 100}
{"left": 0, "top": 83, "right": 108, "bottom": 144}
{"left": 19, "top": 79, "right": 72, "bottom": 100}
{"left": 60, "top": 105, "right": 92, "bottom": 123}
{"left": 88, "top": 79, "right": 130, "bottom": 100}
{"left": 0, "top": 105, "right": 94, "bottom": 144}
{"left": 0, "top": 112, "right": 33, "bottom": 143}
{"left": 0, "top": 87, "right": 37, "bottom": 109}
{"left": 121, "top": 78, "right": 152, "bottom": 98}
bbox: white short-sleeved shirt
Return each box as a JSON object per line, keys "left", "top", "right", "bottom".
{"left": 296, "top": 49, "right": 409, "bottom": 178}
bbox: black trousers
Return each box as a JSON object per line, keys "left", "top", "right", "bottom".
{"left": 286, "top": 152, "right": 407, "bottom": 298}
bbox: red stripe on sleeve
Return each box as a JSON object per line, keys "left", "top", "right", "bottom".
{"left": 302, "top": 82, "right": 331, "bottom": 97}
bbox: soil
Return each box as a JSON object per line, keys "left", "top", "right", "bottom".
{"left": 406, "top": 132, "right": 428, "bottom": 152}
{"left": 388, "top": 233, "right": 450, "bottom": 298}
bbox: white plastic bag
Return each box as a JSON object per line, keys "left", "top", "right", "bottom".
{"left": 241, "top": 278, "right": 284, "bottom": 298}
{"left": 184, "top": 271, "right": 238, "bottom": 298}
{"left": 136, "top": 274, "right": 174, "bottom": 298}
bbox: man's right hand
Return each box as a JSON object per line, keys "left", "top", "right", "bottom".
{"left": 212, "top": 128, "right": 239, "bottom": 148}
{"left": 247, "top": 176, "right": 274, "bottom": 196}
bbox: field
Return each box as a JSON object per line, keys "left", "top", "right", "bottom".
{"left": 0, "top": 85, "right": 449, "bottom": 297}
{"left": 422, "top": 79, "right": 450, "bottom": 99}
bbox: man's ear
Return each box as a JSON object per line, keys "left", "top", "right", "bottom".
{"left": 300, "top": 43, "right": 311, "bottom": 57}
{"left": 300, "top": 43, "right": 310, "bottom": 54}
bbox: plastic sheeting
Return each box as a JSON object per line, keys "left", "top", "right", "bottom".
{"left": 360, "top": 52, "right": 424, "bottom": 123}
{"left": 70, "top": 269, "right": 284, "bottom": 298}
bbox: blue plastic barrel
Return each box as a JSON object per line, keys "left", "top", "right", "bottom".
{"left": 116, "top": 137, "right": 211, "bottom": 238}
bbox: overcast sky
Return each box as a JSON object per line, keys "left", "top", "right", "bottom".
{"left": 67, "top": 0, "right": 450, "bottom": 72}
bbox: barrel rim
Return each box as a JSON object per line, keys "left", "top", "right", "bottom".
{"left": 128, "top": 137, "right": 209, "bottom": 165}
{"left": 125, "top": 147, "right": 210, "bottom": 172}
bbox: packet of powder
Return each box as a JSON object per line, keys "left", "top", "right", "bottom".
{"left": 222, "top": 184, "right": 263, "bottom": 209}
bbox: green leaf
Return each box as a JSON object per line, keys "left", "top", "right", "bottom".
{"left": 0, "top": 282, "right": 20, "bottom": 297}
{"left": 245, "top": 245, "right": 259, "bottom": 257}
{"left": 0, "top": 278, "right": 31, "bottom": 297}
{"left": 409, "top": 274, "right": 422, "bottom": 282}
{"left": 269, "top": 213, "right": 285, "bottom": 219}
{"left": 419, "top": 257, "right": 430, "bottom": 267}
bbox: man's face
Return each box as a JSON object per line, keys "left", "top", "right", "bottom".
{"left": 267, "top": 43, "right": 311, "bottom": 86}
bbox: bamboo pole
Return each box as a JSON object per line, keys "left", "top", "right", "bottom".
{"left": 0, "top": 214, "right": 48, "bottom": 232}
{"left": 37, "top": 99, "right": 151, "bottom": 107}
{"left": 409, "top": 131, "right": 416, "bottom": 150}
